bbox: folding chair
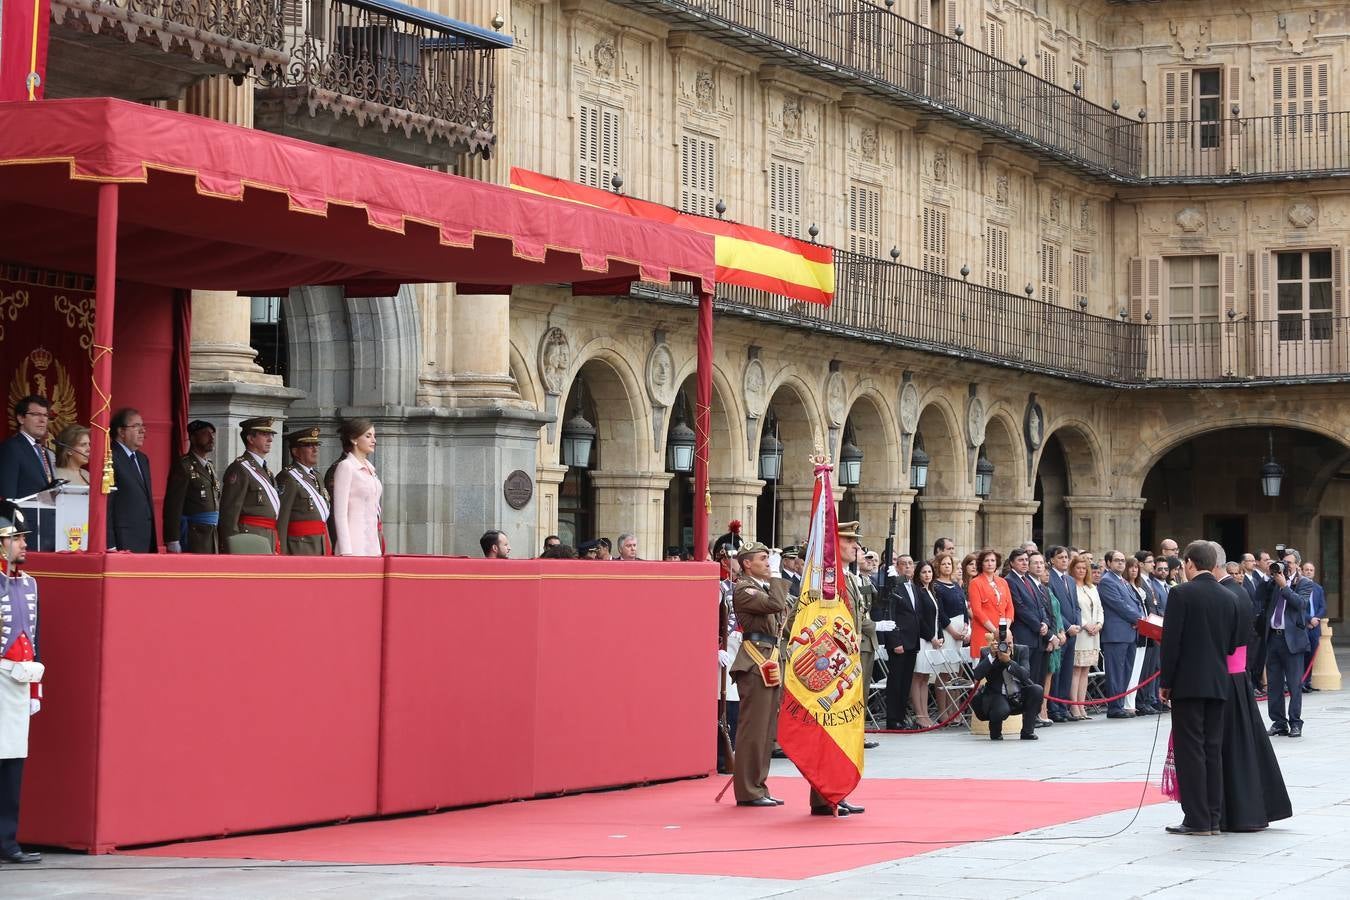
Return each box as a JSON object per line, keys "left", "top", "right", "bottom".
{"left": 932, "top": 658, "right": 977, "bottom": 730}
{"left": 866, "top": 650, "right": 889, "bottom": 729}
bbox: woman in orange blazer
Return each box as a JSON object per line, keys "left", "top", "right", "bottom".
{"left": 967, "top": 549, "right": 1014, "bottom": 659}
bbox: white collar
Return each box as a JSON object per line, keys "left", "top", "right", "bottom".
{"left": 248, "top": 451, "right": 267, "bottom": 467}
{"left": 117, "top": 441, "right": 136, "bottom": 457}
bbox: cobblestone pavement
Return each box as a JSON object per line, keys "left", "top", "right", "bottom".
{"left": 10, "top": 655, "right": 1350, "bottom": 899}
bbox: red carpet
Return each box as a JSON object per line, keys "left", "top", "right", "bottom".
{"left": 128, "top": 777, "right": 1164, "bottom": 879}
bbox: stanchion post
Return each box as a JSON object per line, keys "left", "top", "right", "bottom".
{"left": 86, "top": 182, "right": 119, "bottom": 552}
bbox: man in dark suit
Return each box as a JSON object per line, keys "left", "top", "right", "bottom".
{"left": 0, "top": 396, "right": 58, "bottom": 552}
{"left": 1005, "top": 548, "right": 1049, "bottom": 687}
{"left": 107, "top": 407, "right": 157, "bottom": 552}
{"left": 1247, "top": 551, "right": 1273, "bottom": 693}
{"left": 1098, "top": 550, "right": 1145, "bottom": 718}
{"left": 1300, "top": 561, "right": 1325, "bottom": 691}
{"left": 1047, "top": 545, "right": 1080, "bottom": 722}
{"left": 1261, "top": 551, "right": 1312, "bottom": 737}
{"left": 882, "top": 554, "right": 921, "bottom": 729}
{"left": 779, "top": 546, "right": 803, "bottom": 600}
{"left": 1159, "top": 540, "right": 1238, "bottom": 836}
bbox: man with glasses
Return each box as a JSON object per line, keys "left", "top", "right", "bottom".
{"left": 0, "top": 397, "right": 58, "bottom": 552}
{"left": 107, "top": 407, "right": 157, "bottom": 552}
{"left": 1098, "top": 550, "right": 1145, "bottom": 719}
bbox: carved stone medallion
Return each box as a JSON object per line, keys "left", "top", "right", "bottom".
{"left": 538, "top": 327, "right": 570, "bottom": 395}
{"left": 825, "top": 371, "right": 847, "bottom": 427}
{"left": 1288, "top": 203, "right": 1317, "bottom": 228}
{"left": 646, "top": 342, "right": 676, "bottom": 408}
{"left": 1176, "top": 207, "right": 1205, "bottom": 233}
{"left": 694, "top": 70, "right": 715, "bottom": 112}
{"left": 782, "top": 96, "right": 802, "bottom": 140}
{"left": 503, "top": 470, "right": 534, "bottom": 510}
{"left": 743, "top": 358, "right": 767, "bottom": 418}
{"left": 1024, "top": 399, "right": 1044, "bottom": 452}
{"left": 592, "top": 38, "right": 616, "bottom": 79}
{"left": 899, "top": 382, "right": 920, "bottom": 435}
{"left": 967, "top": 397, "right": 986, "bottom": 448}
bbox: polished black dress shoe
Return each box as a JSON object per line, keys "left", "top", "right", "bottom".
{"left": 989, "top": 733, "right": 1004, "bottom": 741}
{"left": 0, "top": 850, "right": 41, "bottom": 863}
{"left": 771, "top": 747, "right": 788, "bottom": 759}
{"left": 1134, "top": 706, "right": 1156, "bottom": 716}
{"left": 1165, "top": 823, "right": 1214, "bottom": 836}
{"left": 737, "top": 797, "right": 779, "bottom": 807}
{"left": 1049, "top": 713, "right": 1068, "bottom": 723}
{"left": 765, "top": 795, "right": 785, "bottom": 805}
{"left": 1289, "top": 725, "right": 1303, "bottom": 737}
{"left": 1020, "top": 732, "right": 1039, "bottom": 740}
{"left": 838, "top": 800, "right": 865, "bottom": 814}
{"left": 1106, "top": 711, "right": 1134, "bottom": 719}
{"left": 1267, "top": 724, "right": 1289, "bottom": 736}
{"left": 863, "top": 739, "right": 879, "bottom": 749}
{"left": 1034, "top": 718, "right": 1052, "bottom": 728}
{"left": 811, "top": 805, "right": 848, "bottom": 816}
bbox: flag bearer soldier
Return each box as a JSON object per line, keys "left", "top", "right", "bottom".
{"left": 841, "top": 521, "right": 880, "bottom": 754}
{"left": 277, "top": 427, "right": 331, "bottom": 556}
{"left": 219, "top": 417, "right": 281, "bottom": 554}
{"left": 163, "top": 420, "right": 220, "bottom": 554}
{"left": 730, "top": 541, "right": 789, "bottom": 808}
{"left": 0, "top": 501, "right": 43, "bottom": 863}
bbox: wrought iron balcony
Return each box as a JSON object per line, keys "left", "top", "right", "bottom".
{"left": 1137, "top": 112, "right": 1350, "bottom": 183}
{"left": 631, "top": 248, "right": 1350, "bottom": 388}
{"left": 255, "top": 0, "right": 509, "bottom": 166}
{"left": 47, "top": 0, "right": 288, "bottom": 100}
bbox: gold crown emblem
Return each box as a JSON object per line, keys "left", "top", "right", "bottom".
{"left": 29, "top": 346, "right": 52, "bottom": 371}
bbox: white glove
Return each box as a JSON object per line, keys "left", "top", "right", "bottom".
{"left": 718, "top": 649, "right": 732, "bottom": 669}
{"left": 166, "top": 541, "right": 182, "bottom": 553}
{"left": 29, "top": 699, "right": 41, "bottom": 716}
{"left": 874, "top": 620, "right": 896, "bottom": 633}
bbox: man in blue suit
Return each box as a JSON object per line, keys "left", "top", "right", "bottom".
{"left": 1098, "top": 549, "right": 1145, "bottom": 718}
{"left": 1046, "top": 545, "right": 1080, "bottom": 722}
{"left": 0, "top": 396, "right": 58, "bottom": 552}
{"left": 1261, "top": 551, "right": 1313, "bottom": 737}
{"left": 1005, "top": 547, "right": 1049, "bottom": 688}
{"left": 1300, "top": 560, "right": 1326, "bottom": 691}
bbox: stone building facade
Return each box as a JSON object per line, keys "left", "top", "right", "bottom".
{"left": 31, "top": 0, "right": 1350, "bottom": 618}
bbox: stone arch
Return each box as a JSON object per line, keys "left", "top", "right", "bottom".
{"left": 980, "top": 407, "right": 1028, "bottom": 501}
{"left": 755, "top": 372, "right": 826, "bottom": 486}
{"left": 1038, "top": 418, "right": 1108, "bottom": 497}
{"left": 559, "top": 342, "right": 652, "bottom": 471}
{"left": 839, "top": 387, "right": 902, "bottom": 492}
{"left": 508, "top": 339, "right": 541, "bottom": 412}
{"left": 669, "top": 360, "right": 746, "bottom": 482}
{"left": 913, "top": 393, "right": 965, "bottom": 496}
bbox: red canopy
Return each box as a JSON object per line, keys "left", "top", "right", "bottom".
{"left": 0, "top": 98, "right": 716, "bottom": 295}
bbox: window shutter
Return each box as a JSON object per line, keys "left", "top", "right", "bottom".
{"left": 578, "top": 100, "right": 622, "bottom": 190}
{"left": 946, "top": 0, "right": 958, "bottom": 36}
{"left": 986, "top": 19, "right": 1005, "bottom": 60}
{"left": 917, "top": 0, "right": 930, "bottom": 28}
{"left": 922, "top": 205, "right": 948, "bottom": 274}
{"left": 1145, "top": 256, "right": 1162, "bottom": 320}
{"left": 1040, "top": 240, "right": 1060, "bottom": 305}
{"left": 1259, "top": 251, "right": 1272, "bottom": 319}
{"left": 1040, "top": 50, "right": 1057, "bottom": 86}
{"left": 578, "top": 102, "right": 597, "bottom": 187}
{"left": 848, "top": 183, "right": 881, "bottom": 257}
{"left": 1128, "top": 257, "right": 1145, "bottom": 321}
{"left": 1220, "top": 253, "right": 1238, "bottom": 317}
{"left": 1246, "top": 251, "right": 1257, "bottom": 317}
{"left": 1226, "top": 66, "right": 1241, "bottom": 116}
{"left": 1162, "top": 68, "right": 1191, "bottom": 140}
{"left": 769, "top": 159, "right": 802, "bottom": 238}
{"left": 1072, "top": 250, "right": 1090, "bottom": 308}
{"left": 985, "top": 223, "right": 1008, "bottom": 292}
{"left": 1334, "top": 246, "right": 1345, "bottom": 315}
{"left": 680, "top": 133, "right": 717, "bottom": 217}
{"left": 600, "top": 106, "right": 621, "bottom": 189}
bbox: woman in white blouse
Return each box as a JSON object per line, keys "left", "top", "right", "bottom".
{"left": 1071, "top": 554, "right": 1104, "bottom": 721}
{"left": 332, "top": 417, "right": 383, "bottom": 556}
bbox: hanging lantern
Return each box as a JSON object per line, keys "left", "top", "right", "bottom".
{"left": 561, "top": 387, "right": 597, "bottom": 470}
{"left": 975, "top": 451, "right": 995, "bottom": 499}
{"left": 909, "top": 442, "right": 929, "bottom": 490}
{"left": 666, "top": 416, "right": 696, "bottom": 474}
{"left": 758, "top": 429, "right": 783, "bottom": 482}
{"left": 839, "top": 432, "right": 863, "bottom": 487}
{"left": 1261, "top": 433, "right": 1284, "bottom": 497}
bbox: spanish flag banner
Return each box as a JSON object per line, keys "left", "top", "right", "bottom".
{"left": 509, "top": 168, "right": 834, "bottom": 305}
{"left": 776, "top": 456, "right": 864, "bottom": 809}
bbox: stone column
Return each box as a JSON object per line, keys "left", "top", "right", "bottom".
{"left": 710, "top": 476, "right": 765, "bottom": 550}
{"left": 536, "top": 463, "right": 568, "bottom": 544}
{"left": 979, "top": 500, "right": 1041, "bottom": 557}
{"left": 850, "top": 488, "right": 917, "bottom": 553}
{"left": 179, "top": 76, "right": 301, "bottom": 470}
{"left": 1063, "top": 496, "right": 1146, "bottom": 553}
{"left": 417, "top": 285, "right": 523, "bottom": 406}
{"left": 774, "top": 486, "right": 817, "bottom": 548}
{"left": 590, "top": 471, "right": 672, "bottom": 557}
{"left": 915, "top": 498, "right": 982, "bottom": 559}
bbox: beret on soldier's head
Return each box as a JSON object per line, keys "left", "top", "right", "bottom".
{"left": 736, "top": 541, "right": 770, "bottom": 560}
{"left": 187, "top": 419, "right": 215, "bottom": 434}
{"left": 578, "top": 539, "right": 600, "bottom": 553}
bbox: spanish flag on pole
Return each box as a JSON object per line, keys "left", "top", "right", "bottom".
{"left": 777, "top": 455, "right": 864, "bottom": 810}
{"left": 509, "top": 168, "right": 834, "bottom": 305}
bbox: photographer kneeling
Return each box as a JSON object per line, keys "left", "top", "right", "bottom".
{"left": 971, "top": 628, "right": 1044, "bottom": 741}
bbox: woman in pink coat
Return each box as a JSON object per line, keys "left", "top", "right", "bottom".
{"left": 332, "top": 417, "right": 383, "bottom": 556}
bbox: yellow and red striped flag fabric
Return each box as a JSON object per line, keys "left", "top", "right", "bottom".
{"left": 776, "top": 457, "right": 864, "bottom": 809}
{"left": 509, "top": 168, "right": 834, "bottom": 305}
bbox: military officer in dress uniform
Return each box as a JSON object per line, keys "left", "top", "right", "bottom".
{"left": 0, "top": 500, "right": 43, "bottom": 864}
{"left": 277, "top": 427, "right": 331, "bottom": 556}
{"left": 163, "top": 420, "right": 220, "bottom": 554}
{"left": 219, "top": 417, "right": 280, "bottom": 554}
{"left": 839, "top": 522, "right": 880, "bottom": 753}
{"left": 729, "top": 541, "right": 789, "bottom": 809}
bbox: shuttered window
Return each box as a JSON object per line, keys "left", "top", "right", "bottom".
{"left": 679, "top": 133, "right": 718, "bottom": 217}
{"left": 985, "top": 223, "right": 1009, "bottom": 292}
{"left": 1272, "top": 60, "right": 1330, "bottom": 133}
{"left": 922, "top": 205, "right": 948, "bottom": 275}
{"left": 768, "top": 159, "right": 802, "bottom": 238}
{"left": 1161, "top": 68, "right": 1192, "bottom": 141}
{"left": 1040, "top": 240, "right": 1061, "bottom": 306}
{"left": 1072, "top": 250, "right": 1090, "bottom": 309}
{"left": 1039, "top": 49, "right": 1058, "bottom": 86}
{"left": 848, "top": 183, "right": 881, "bottom": 258}
{"left": 985, "top": 18, "right": 1005, "bottom": 60}
{"left": 578, "top": 100, "right": 622, "bottom": 190}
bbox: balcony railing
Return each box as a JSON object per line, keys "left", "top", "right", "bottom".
{"left": 256, "top": 0, "right": 505, "bottom": 163}
{"left": 613, "top": 0, "right": 1350, "bottom": 184}
{"left": 49, "top": 0, "right": 288, "bottom": 98}
{"left": 631, "top": 248, "right": 1350, "bottom": 387}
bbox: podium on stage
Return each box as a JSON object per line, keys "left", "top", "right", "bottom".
{"left": 19, "top": 484, "right": 90, "bottom": 552}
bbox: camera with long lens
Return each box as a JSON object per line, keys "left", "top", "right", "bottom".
{"left": 996, "top": 620, "right": 1011, "bottom": 655}
{"left": 1267, "top": 560, "right": 1285, "bottom": 578}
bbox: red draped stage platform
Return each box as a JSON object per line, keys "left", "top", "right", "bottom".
{"left": 0, "top": 98, "right": 722, "bottom": 851}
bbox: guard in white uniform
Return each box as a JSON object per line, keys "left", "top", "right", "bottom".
{"left": 0, "top": 500, "right": 42, "bottom": 864}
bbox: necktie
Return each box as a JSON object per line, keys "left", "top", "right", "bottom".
{"left": 1273, "top": 591, "right": 1286, "bottom": 629}
{"left": 33, "top": 439, "right": 51, "bottom": 479}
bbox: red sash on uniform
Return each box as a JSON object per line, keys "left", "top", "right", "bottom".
{"left": 287, "top": 519, "right": 332, "bottom": 555}
{"left": 239, "top": 514, "right": 281, "bottom": 554}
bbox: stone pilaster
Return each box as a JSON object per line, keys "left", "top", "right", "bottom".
{"left": 590, "top": 471, "right": 673, "bottom": 557}
{"left": 416, "top": 286, "right": 525, "bottom": 406}
{"left": 915, "top": 497, "right": 982, "bottom": 559}
{"left": 190, "top": 382, "right": 305, "bottom": 474}
{"left": 710, "top": 476, "right": 765, "bottom": 548}
{"left": 979, "top": 499, "right": 1042, "bottom": 557}
{"left": 850, "top": 488, "right": 917, "bottom": 554}
{"left": 774, "top": 486, "right": 818, "bottom": 547}
{"left": 536, "top": 463, "right": 568, "bottom": 544}
{"left": 1063, "top": 496, "right": 1146, "bottom": 554}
